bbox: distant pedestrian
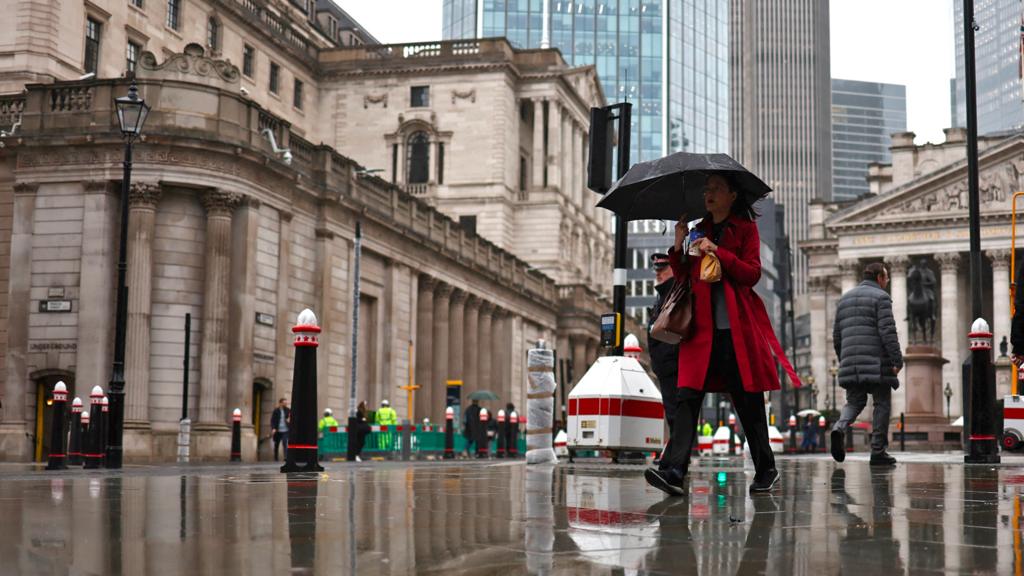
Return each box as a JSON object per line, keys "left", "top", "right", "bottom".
{"left": 800, "top": 418, "right": 817, "bottom": 452}
{"left": 375, "top": 399, "right": 398, "bottom": 451}
{"left": 318, "top": 408, "right": 339, "bottom": 434}
{"left": 347, "top": 401, "right": 372, "bottom": 462}
{"left": 271, "top": 398, "right": 291, "bottom": 461}
{"left": 464, "top": 399, "right": 481, "bottom": 456}
{"left": 830, "top": 262, "right": 903, "bottom": 466}
{"left": 647, "top": 252, "right": 680, "bottom": 468}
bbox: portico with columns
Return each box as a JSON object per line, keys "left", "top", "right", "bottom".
{"left": 802, "top": 128, "right": 1024, "bottom": 423}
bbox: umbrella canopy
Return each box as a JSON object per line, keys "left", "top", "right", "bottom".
{"left": 596, "top": 152, "right": 771, "bottom": 221}
{"left": 796, "top": 409, "right": 820, "bottom": 418}
{"left": 467, "top": 390, "right": 500, "bottom": 401}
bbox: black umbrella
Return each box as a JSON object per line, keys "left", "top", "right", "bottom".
{"left": 596, "top": 153, "right": 772, "bottom": 221}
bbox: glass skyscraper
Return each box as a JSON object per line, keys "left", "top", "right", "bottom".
{"left": 953, "top": 0, "right": 1024, "bottom": 134}
{"left": 443, "top": 0, "right": 729, "bottom": 164}
{"left": 831, "top": 79, "right": 907, "bottom": 202}
{"left": 442, "top": 1, "right": 730, "bottom": 319}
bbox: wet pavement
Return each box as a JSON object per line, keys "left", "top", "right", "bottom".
{"left": 1, "top": 454, "right": 1022, "bottom": 575}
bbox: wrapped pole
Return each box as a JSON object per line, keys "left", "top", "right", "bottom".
{"left": 281, "top": 308, "right": 325, "bottom": 473}
{"left": 84, "top": 386, "right": 104, "bottom": 469}
{"left": 46, "top": 381, "right": 69, "bottom": 470}
{"left": 526, "top": 341, "right": 557, "bottom": 464}
{"left": 230, "top": 408, "right": 242, "bottom": 462}
{"left": 68, "top": 397, "right": 84, "bottom": 466}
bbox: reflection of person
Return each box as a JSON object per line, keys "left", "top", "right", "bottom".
{"left": 736, "top": 494, "right": 780, "bottom": 574}
{"left": 832, "top": 468, "right": 904, "bottom": 573}
{"left": 643, "top": 497, "right": 697, "bottom": 570}
{"left": 645, "top": 175, "right": 798, "bottom": 496}
{"left": 830, "top": 262, "right": 902, "bottom": 467}
{"left": 347, "top": 401, "right": 371, "bottom": 462}
{"left": 270, "top": 397, "right": 291, "bottom": 461}
{"left": 647, "top": 252, "right": 680, "bottom": 468}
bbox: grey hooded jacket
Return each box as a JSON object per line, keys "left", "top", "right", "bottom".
{"left": 833, "top": 279, "right": 904, "bottom": 390}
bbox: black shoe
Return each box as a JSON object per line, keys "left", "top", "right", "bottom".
{"left": 830, "top": 429, "right": 846, "bottom": 463}
{"left": 869, "top": 452, "right": 897, "bottom": 466}
{"left": 644, "top": 467, "right": 686, "bottom": 497}
{"left": 749, "top": 468, "right": 780, "bottom": 492}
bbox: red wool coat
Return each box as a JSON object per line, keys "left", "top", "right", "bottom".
{"left": 668, "top": 215, "right": 800, "bottom": 394}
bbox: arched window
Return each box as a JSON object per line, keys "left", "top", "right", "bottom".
{"left": 406, "top": 131, "right": 430, "bottom": 184}
{"left": 207, "top": 17, "right": 220, "bottom": 51}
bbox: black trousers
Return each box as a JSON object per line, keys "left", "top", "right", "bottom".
{"left": 666, "top": 330, "right": 774, "bottom": 480}
{"left": 657, "top": 372, "right": 678, "bottom": 469}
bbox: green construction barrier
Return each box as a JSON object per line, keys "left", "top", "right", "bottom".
{"left": 318, "top": 429, "right": 526, "bottom": 459}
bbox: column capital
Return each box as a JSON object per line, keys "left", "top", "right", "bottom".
{"left": 884, "top": 255, "right": 910, "bottom": 273}
{"left": 936, "top": 252, "right": 962, "bottom": 272}
{"left": 314, "top": 227, "right": 335, "bottom": 240}
{"left": 13, "top": 182, "right": 38, "bottom": 196}
{"left": 419, "top": 275, "right": 437, "bottom": 293}
{"left": 986, "top": 248, "right": 1012, "bottom": 271}
{"left": 128, "top": 182, "right": 162, "bottom": 208}
{"left": 434, "top": 282, "right": 454, "bottom": 299}
{"left": 201, "top": 190, "right": 242, "bottom": 216}
{"left": 478, "top": 300, "right": 495, "bottom": 315}
{"left": 279, "top": 209, "right": 294, "bottom": 223}
{"left": 838, "top": 259, "right": 860, "bottom": 275}
{"left": 807, "top": 275, "right": 829, "bottom": 294}
{"left": 463, "top": 293, "right": 480, "bottom": 308}
{"left": 450, "top": 288, "right": 468, "bottom": 305}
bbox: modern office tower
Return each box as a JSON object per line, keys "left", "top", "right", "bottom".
{"left": 953, "top": 0, "right": 1024, "bottom": 134}
{"left": 831, "top": 79, "right": 907, "bottom": 202}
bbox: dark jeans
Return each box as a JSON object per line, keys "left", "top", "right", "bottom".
{"left": 657, "top": 372, "right": 678, "bottom": 469}
{"left": 273, "top": 431, "right": 289, "bottom": 461}
{"left": 666, "top": 330, "right": 775, "bottom": 481}
{"left": 832, "top": 384, "right": 892, "bottom": 454}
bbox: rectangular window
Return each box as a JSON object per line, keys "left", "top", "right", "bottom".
{"left": 410, "top": 86, "right": 429, "bottom": 107}
{"left": 519, "top": 155, "right": 527, "bottom": 192}
{"left": 293, "top": 79, "right": 303, "bottom": 109}
{"left": 166, "top": 0, "right": 181, "bottom": 30}
{"left": 84, "top": 18, "right": 101, "bottom": 75}
{"left": 126, "top": 41, "right": 141, "bottom": 74}
{"left": 130, "top": 0, "right": 143, "bottom": 8}
{"left": 269, "top": 62, "right": 280, "bottom": 94}
{"left": 437, "top": 143, "right": 444, "bottom": 185}
{"left": 391, "top": 144, "right": 398, "bottom": 184}
{"left": 242, "top": 45, "right": 255, "bottom": 77}
{"left": 459, "top": 215, "right": 477, "bottom": 235}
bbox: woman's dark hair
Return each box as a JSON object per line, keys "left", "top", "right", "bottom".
{"left": 710, "top": 173, "right": 759, "bottom": 220}
{"left": 863, "top": 262, "right": 887, "bottom": 282}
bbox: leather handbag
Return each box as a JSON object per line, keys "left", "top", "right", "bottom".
{"left": 650, "top": 277, "right": 694, "bottom": 345}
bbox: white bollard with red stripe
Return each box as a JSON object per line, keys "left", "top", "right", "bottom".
{"left": 767, "top": 425, "right": 784, "bottom": 454}
{"left": 712, "top": 426, "right": 731, "bottom": 455}
{"left": 697, "top": 434, "right": 713, "bottom": 456}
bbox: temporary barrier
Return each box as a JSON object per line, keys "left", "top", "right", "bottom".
{"left": 317, "top": 425, "right": 526, "bottom": 460}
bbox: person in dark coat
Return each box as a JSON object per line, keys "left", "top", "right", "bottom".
{"left": 463, "top": 399, "right": 481, "bottom": 456}
{"left": 645, "top": 174, "right": 799, "bottom": 497}
{"left": 270, "top": 397, "right": 291, "bottom": 461}
{"left": 647, "top": 252, "right": 680, "bottom": 468}
{"left": 830, "top": 262, "right": 903, "bottom": 466}
{"left": 346, "top": 401, "right": 372, "bottom": 462}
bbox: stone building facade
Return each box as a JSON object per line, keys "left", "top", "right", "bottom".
{"left": 0, "top": 1, "right": 623, "bottom": 461}
{"left": 801, "top": 128, "right": 1023, "bottom": 421}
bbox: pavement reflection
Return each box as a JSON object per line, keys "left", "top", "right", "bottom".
{"left": 0, "top": 456, "right": 1021, "bottom": 575}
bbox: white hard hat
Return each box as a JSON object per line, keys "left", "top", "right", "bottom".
{"left": 324, "top": 408, "right": 332, "bottom": 416}
{"left": 381, "top": 399, "right": 390, "bottom": 406}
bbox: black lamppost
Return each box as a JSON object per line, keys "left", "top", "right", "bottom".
{"left": 944, "top": 381, "right": 953, "bottom": 421}
{"left": 106, "top": 78, "right": 150, "bottom": 469}
{"left": 829, "top": 359, "right": 839, "bottom": 412}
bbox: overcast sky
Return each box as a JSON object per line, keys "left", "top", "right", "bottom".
{"left": 337, "top": 0, "right": 956, "bottom": 145}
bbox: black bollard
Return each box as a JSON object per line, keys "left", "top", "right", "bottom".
{"left": 508, "top": 411, "right": 520, "bottom": 458}
{"left": 900, "top": 412, "right": 906, "bottom": 452}
{"left": 46, "top": 381, "right": 69, "bottom": 470}
{"left": 818, "top": 416, "right": 827, "bottom": 453}
{"left": 444, "top": 407, "right": 454, "bottom": 459}
{"left": 230, "top": 408, "right": 242, "bottom": 462}
{"left": 68, "top": 397, "right": 84, "bottom": 466}
{"left": 78, "top": 410, "right": 90, "bottom": 467}
{"left": 99, "top": 397, "right": 110, "bottom": 469}
{"left": 282, "top": 309, "right": 325, "bottom": 473}
{"left": 728, "top": 413, "right": 737, "bottom": 455}
{"left": 84, "top": 386, "right": 104, "bottom": 469}
{"left": 476, "top": 408, "right": 490, "bottom": 459}
{"left": 496, "top": 409, "right": 507, "bottom": 458}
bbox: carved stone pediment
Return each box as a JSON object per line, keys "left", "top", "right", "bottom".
{"left": 136, "top": 43, "right": 241, "bottom": 91}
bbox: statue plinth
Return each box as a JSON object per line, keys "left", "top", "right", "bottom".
{"left": 898, "top": 344, "right": 961, "bottom": 447}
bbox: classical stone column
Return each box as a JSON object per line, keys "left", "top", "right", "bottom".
{"left": 571, "top": 122, "right": 581, "bottom": 205}
{"left": 448, "top": 290, "right": 467, "bottom": 392}
{"left": 228, "top": 198, "right": 260, "bottom": 458}
{"left": 561, "top": 112, "right": 571, "bottom": 196}
{"left": 532, "top": 98, "right": 546, "bottom": 189}
{"left": 808, "top": 276, "right": 829, "bottom": 411}
{"left": 1, "top": 183, "right": 37, "bottom": 459}
{"left": 477, "top": 302, "right": 494, "bottom": 392}
{"left": 462, "top": 295, "right": 480, "bottom": 401}
{"left": 839, "top": 259, "right": 860, "bottom": 294}
{"left": 274, "top": 211, "right": 294, "bottom": 424}
{"left": 491, "top": 309, "right": 506, "bottom": 402}
{"left": 585, "top": 339, "right": 598, "bottom": 367}
{"left": 988, "top": 249, "right": 1012, "bottom": 352}
{"left": 123, "top": 183, "right": 162, "bottom": 427}
{"left": 432, "top": 283, "right": 453, "bottom": 422}
{"left": 76, "top": 181, "right": 117, "bottom": 416}
{"left": 415, "top": 277, "right": 436, "bottom": 422}
{"left": 938, "top": 253, "right": 962, "bottom": 417}
{"left": 312, "top": 226, "right": 335, "bottom": 417}
{"left": 548, "top": 102, "right": 562, "bottom": 193}
{"left": 198, "top": 190, "right": 241, "bottom": 426}
{"left": 885, "top": 255, "right": 910, "bottom": 418}
{"left": 572, "top": 336, "right": 587, "bottom": 386}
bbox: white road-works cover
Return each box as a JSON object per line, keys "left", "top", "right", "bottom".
{"left": 568, "top": 357, "right": 664, "bottom": 451}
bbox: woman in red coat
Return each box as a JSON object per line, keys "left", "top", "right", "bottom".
{"left": 644, "top": 174, "right": 799, "bottom": 496}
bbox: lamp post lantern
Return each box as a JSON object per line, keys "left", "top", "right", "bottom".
{"left": 106, "top": 77, "right": 150, "bottom": 469}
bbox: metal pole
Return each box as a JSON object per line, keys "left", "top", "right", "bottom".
{"left": 349, "top": 222, "right": 362, "bottom": 419}
{"left": 787, "top": 244, "right": 799, "bottom": 419}
{"left": 182, "top": 313, "right": 191, "bottom": 420}
{"left": 106, "top": 138, "right": 132, "bottom": 469}
{"left": 612, "top": 103, "right": 632, "bottom": 356}
{"left": 963, "top": 0, "right": 1000, "bottom": 464}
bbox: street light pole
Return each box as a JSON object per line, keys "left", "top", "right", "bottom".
{"left": 107, "top": 78, "right": 150, "bottom": 469}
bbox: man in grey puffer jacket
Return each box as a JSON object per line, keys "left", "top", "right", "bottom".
{"left": 830, "top": 262, "right": 903, "bottom": 466}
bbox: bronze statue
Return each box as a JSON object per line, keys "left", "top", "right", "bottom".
{"left": 907, "top": 258, "right": 936, "bottom": 344}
